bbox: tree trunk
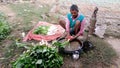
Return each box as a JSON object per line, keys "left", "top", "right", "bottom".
{"left": 89, "top": 7, "right": 98, "bottom": 35}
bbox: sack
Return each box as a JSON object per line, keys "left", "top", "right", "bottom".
{"left": 23, "top": 21, "right": 65, "bottom": 41}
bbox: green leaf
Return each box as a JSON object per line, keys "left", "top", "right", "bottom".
{"left": 33, "top": 26, "right": 49, "bottom": 35}
{"left": 36, "top": 49, "right": 42, "bottom": 53}
{"left": 48, "top": 54, "right": 53, "bottom": 58}
{"left": 13, "top": 61, "right": 24, "bottom": 68}
{"left": 42, "top": 47, "right": 47, "bottom": 53}
{"left": 36, "top": 59, "right": 42, "bottom": 64}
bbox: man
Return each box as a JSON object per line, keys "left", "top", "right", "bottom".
{"left": 59, "top": 4, "right": 86, "bottom": 40}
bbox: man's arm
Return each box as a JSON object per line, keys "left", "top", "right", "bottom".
{"left": 65, "top": 18, "right": 70, "bottom": 35}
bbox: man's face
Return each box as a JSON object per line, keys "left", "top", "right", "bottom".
{"left": 70, "top": 10, "right": 78, "bottom": 18}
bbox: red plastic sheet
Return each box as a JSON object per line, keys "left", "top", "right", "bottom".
{"left": 23, "top": 21, "right": 64, "bottom": 41}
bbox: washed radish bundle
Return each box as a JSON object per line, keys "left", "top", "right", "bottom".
{"left": 47, "top": 25, "right": 58, "bottom": 35}
{"left": 33, "top": 25, "right": 63, "bottom": 35}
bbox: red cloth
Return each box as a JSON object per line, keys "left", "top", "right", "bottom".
{"left": 23, "top": 22, "right": 64, "bottom": 41}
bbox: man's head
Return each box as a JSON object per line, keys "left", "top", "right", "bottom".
{"left": 70, "top": 4, "right": 79, "bottom": 18}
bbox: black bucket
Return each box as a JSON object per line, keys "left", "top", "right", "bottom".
{"left": 82, "top": 40, "right": 94, "bottom": 53}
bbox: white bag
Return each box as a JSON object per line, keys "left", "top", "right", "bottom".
{"left": 94, "top": 24, "right": 107, "bottom": 38}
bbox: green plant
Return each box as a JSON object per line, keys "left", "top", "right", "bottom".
{"left": 0, "top": 12, "right": 10, "bottom": 41}
{"left": 12, "top": 45, "right": 63, "bottom": 68}
{"left": 53, "top": 40, "right": 69, "bottom": 48}
{"left": 33, "top": 26, "right": 49, "bottom": 35}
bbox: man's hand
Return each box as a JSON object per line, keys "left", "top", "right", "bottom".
{"left": 66, "top": 35, "right": 78, "bottom": 42}
{"left": 69, "top": 33, "right": 81, "bottom": 41}
{"left": 69, "top": 36, "right": 76, "bottom": 41}
{"left": 65, "top": 34, "right": 73, "bottom": 41}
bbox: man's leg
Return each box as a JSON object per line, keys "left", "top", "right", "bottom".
{"left": 59, "top": 19, "right": 66, "bottom": 29}
{"left": 58, "top": 19, "right": 67, "bottom": 38}
{"left": 74, "top": 20, "right": 81, "bottom": 35}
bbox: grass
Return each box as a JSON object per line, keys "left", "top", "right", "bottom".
{"left": 80, "top": 36, "right": 117, "bottom": 68}
{"left": 0, "top": 12, "right": 11, "bottom": 41}
{"left": 9, "top": 3, "right": 50, "bottom": 32}
{"left": 0, "top": 41, "right": 26, "bottom": 68}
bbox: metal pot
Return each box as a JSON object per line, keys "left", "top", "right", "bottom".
{"left": 58, "top": 38, "right": 83, "bottom": 60}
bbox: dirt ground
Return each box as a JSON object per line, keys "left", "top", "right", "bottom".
{"left": 105, "top": 37, "right": 120, "bottom": 68}
{"left": 0, "top": 0, "right": 120, "bottom": 68}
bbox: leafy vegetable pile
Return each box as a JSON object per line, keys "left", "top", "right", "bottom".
{"left": 12, "top": 45, "right": 63, "bottom": 68}
{"left": 53, "top": 40, "right": 69, "bottom": 48}
{"left": 0, "top": 12, "right": 10, "bottom": 41}
{"left": 33, "top": 26, "right": 49, "bottom": 35}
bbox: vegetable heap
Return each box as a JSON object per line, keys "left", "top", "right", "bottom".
{"left": 12, "top": 45, "right": 63, "bottom": 68}
{"left": 33, "top": 26, "right": 49, "bottom": 35}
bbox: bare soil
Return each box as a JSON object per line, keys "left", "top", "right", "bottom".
{"left": 105, "top": 37, "right": 120, "bottom": 68}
